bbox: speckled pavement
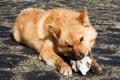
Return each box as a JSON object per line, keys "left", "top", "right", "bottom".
{"left": 0, "top": 0, "right": 120, "bottom": 80}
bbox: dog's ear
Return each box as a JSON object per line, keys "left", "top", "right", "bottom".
{"left": 48, "top": 25, "right": 61, "bottom": 39}
{"left": 78, "top": 7, "right": 90, "bottom": 26}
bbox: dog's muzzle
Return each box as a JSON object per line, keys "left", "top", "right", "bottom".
{"left": 76, "top": 52, "right": 91, "bottom": 60}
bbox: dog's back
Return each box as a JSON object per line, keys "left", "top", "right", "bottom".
{"left": 13, "top": 8, "right": 46, "bottom": 51}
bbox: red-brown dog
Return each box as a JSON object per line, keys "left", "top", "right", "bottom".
{"left": 13, "top": 7, "right": 102, "bottom": 75}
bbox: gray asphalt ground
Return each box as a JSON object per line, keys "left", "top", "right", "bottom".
{"left": 0, "top": 0, "right": 120, "bottom": 80}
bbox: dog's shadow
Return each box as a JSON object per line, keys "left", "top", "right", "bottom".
{"left": 0, "top": 26, "right": 38, "bottom": 56}
{"left": 23, "top": 70, "right": 60, "bottom": 80}
{"left": 0, "top": 70, "right": 14, "bottom": 80}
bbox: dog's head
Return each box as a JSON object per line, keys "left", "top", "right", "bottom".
{"left": 48, "top": 7, "right": 98, "bottom": 60}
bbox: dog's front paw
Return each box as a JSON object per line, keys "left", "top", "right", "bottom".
{"left": 90, "top": 65, "right": 102, "bottom": 74}
{"left": 59, "top": 64, "right": 72, "bottom": 76}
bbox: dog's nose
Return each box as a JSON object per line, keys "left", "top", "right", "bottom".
{"left": 78, "top": 53, "right": 84, "bottom": 60}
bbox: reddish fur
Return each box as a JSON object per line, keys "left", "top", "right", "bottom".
{"left": 13, "top": 7, "right": 102, "bottom": 75}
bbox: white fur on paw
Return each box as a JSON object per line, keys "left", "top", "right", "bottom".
{"left": 60, "top": 66, "right": 72, "bottom": 76}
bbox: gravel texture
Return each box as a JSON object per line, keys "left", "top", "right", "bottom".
{"left": 0, "top": 0, "right": 120, "bottom": 80}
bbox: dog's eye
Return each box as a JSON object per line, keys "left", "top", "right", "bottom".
{"left": 67, "top": 44, "right": 73, "bottom": 48}
{"left": 80, "top": 37, "right": 84, "bottom": 42}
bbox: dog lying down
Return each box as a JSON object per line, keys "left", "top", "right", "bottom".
{"left": 13, "top": 7, "right": 102, "bottom": 76}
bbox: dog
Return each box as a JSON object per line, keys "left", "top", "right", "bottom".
{"left": 13, "top": 7, "right": 102, "bottom": 76}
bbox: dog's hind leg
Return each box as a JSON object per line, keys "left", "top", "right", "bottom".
{"left": 13, "top": 25, "right": 21, "bottom": 43}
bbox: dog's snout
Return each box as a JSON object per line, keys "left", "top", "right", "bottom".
{"left": 77, "top": 53, "right": 84, "bottom": 60}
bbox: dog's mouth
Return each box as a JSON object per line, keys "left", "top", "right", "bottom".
{"left": 70, "top": 52, "right": 91, "bottom": 61}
